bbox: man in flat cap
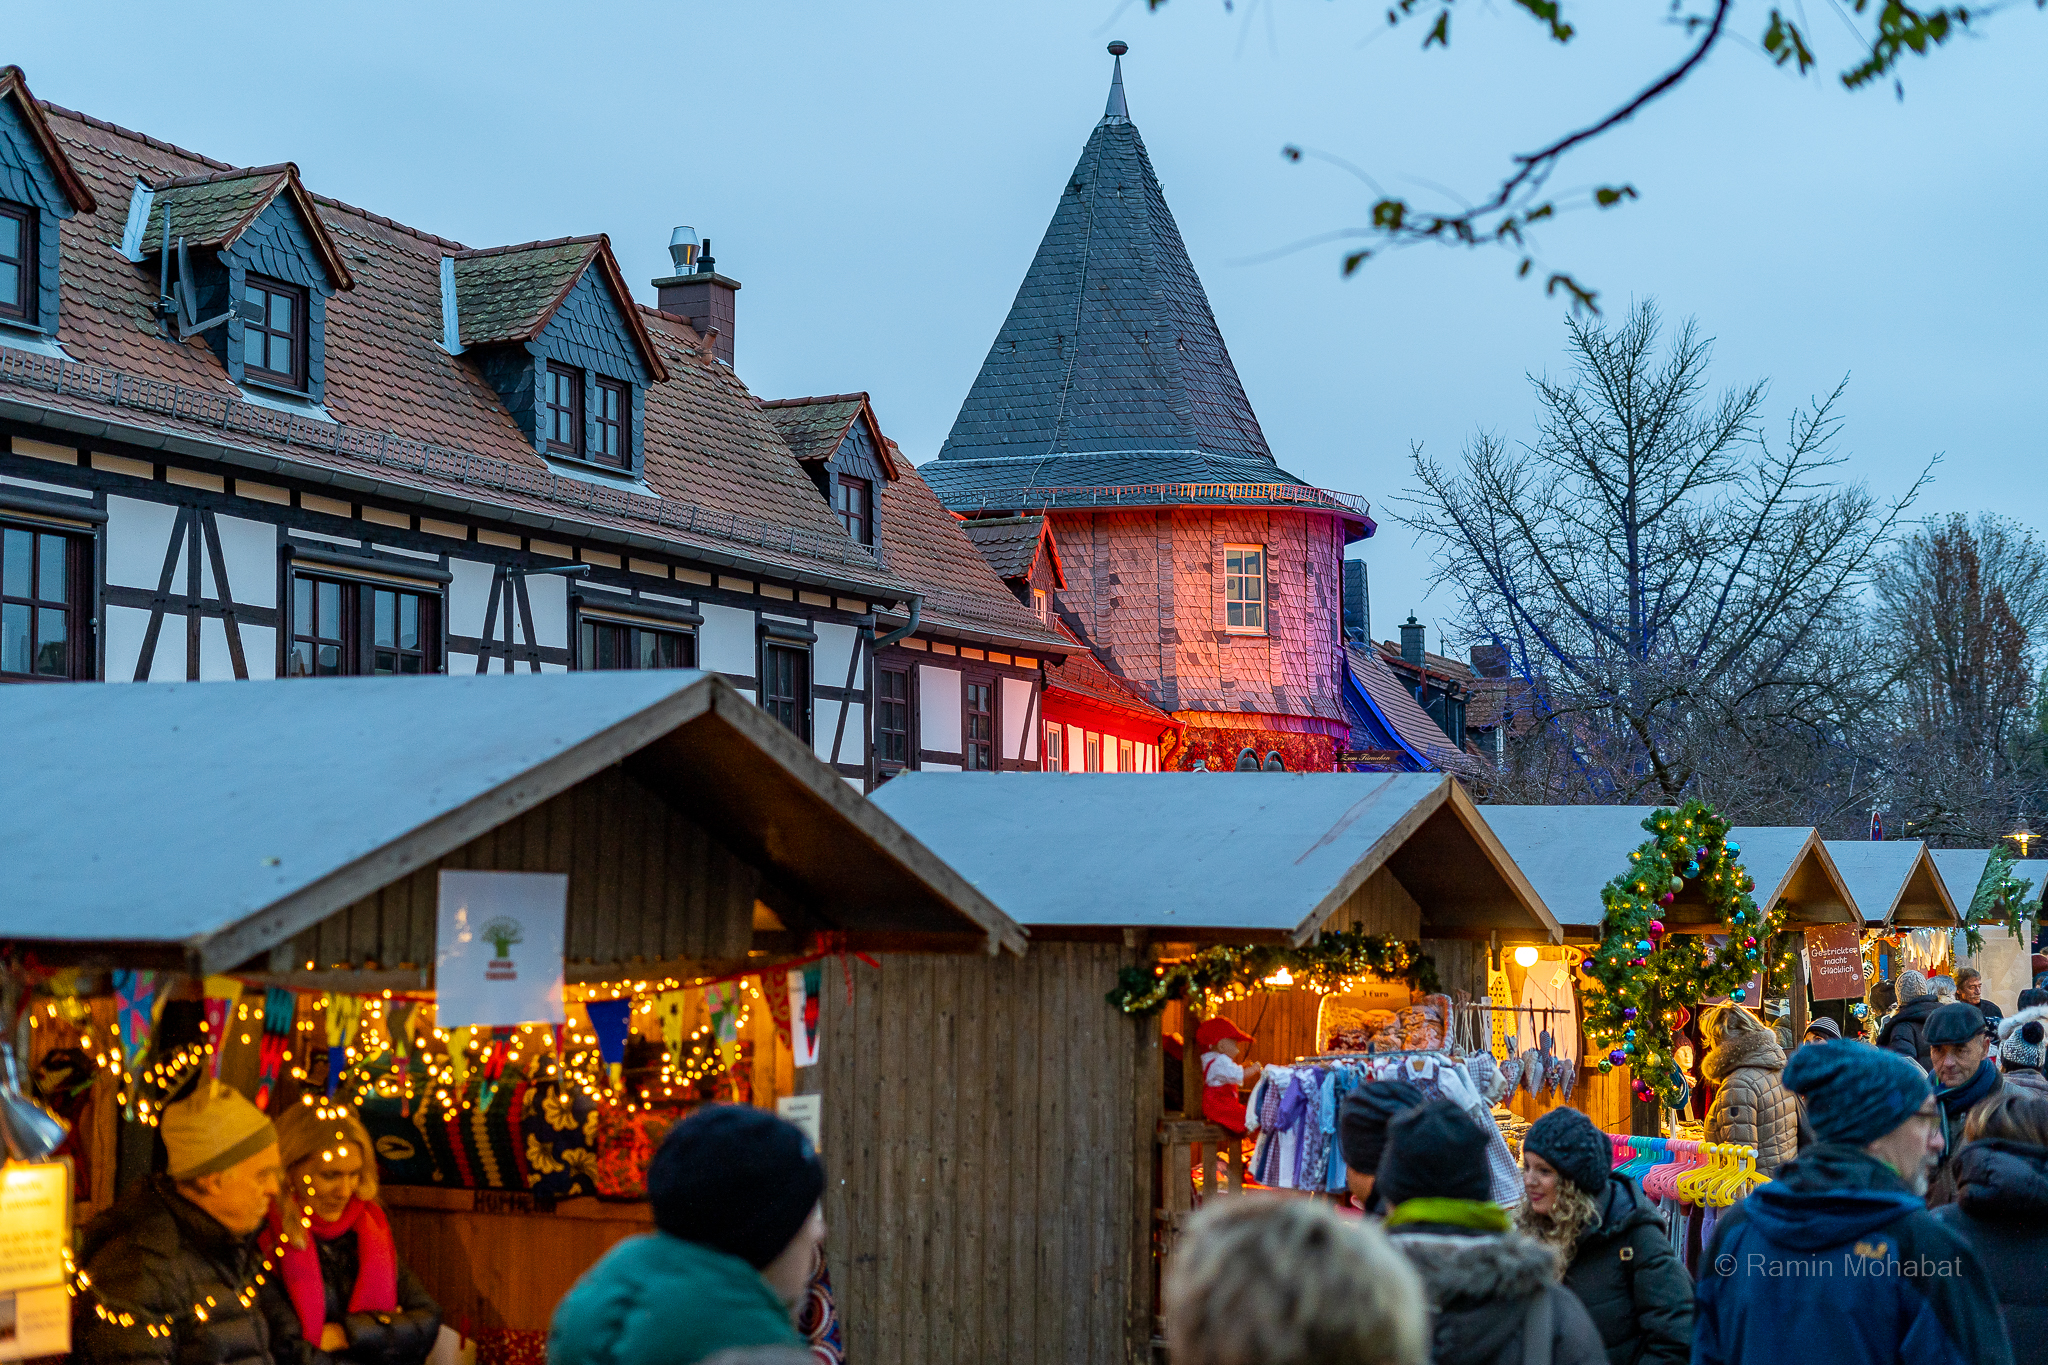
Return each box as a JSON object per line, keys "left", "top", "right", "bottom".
{"left": 1925, "top": 1001, "right": 2002, "bottom": 1207}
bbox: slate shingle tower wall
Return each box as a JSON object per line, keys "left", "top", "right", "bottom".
{"left": 926, "top": 52, "right": 1371, "bottom": 771}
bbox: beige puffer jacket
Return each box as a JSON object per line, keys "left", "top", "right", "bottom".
{"left": 1702, "top": 1025, "right": 1800, "bottom": 1174}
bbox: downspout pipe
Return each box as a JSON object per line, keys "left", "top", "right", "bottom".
{"left": 873, "top": 594, "right": 922, "bottom": 650}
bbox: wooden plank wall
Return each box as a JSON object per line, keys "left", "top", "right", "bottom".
{"left": 384, "top": 1191, "right": 652, "bottom": 1333}
{"left": 818, "top": 942, "right": 1158, "bottom": 1365}
{"left": 290, "top": 765, "right": 756, "bottom": 972}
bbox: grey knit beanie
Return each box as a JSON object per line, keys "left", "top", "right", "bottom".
{"left": 1897, "top": 970, "right": 1932, "bottom": 1003}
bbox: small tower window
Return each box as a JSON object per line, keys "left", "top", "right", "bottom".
{"left": 1225, "top": 545, "right": 1266, "bottom": 633}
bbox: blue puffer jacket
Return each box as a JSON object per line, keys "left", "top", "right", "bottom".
{"left": 1693, "top": 1143, "right": 2013, "bottom": 1365}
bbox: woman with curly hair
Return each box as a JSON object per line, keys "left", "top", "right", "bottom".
{"left": 1517, "top": 1107, "right": 1692, "bottom": 1365}
{"left": 271, "top": 1096, "right": 442, "bottom": 1365}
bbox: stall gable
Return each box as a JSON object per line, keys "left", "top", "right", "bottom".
{"left": 1824, "top": 840, "right": 1958, "bottom": 929}
{"left": 280, "top": 764, "right": 759, "bottom": 982}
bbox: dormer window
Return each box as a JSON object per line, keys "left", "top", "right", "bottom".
{"left": 239, "top": 276, "right": 306, "bottom": 389}
{"left": 0, "top": 202, "right": 34, "bottom": 323}
{"left": 595, "top": 376, "right": 629, "bottom": 468}
{"left": 546, "top": 362, "right": 583, "bottom": 456}
{"left": 835, "top": 476, "right": 872, "bottom": 545}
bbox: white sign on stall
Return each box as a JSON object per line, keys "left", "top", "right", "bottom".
{"left": 0, "top": 1160, "right": 71, "bottom": 1360}
{"left": 776, "top": 1094, "right": 822, "bottom": 1150}
{"left": 435, "top": 871, "right": 568, "bottom": 1027}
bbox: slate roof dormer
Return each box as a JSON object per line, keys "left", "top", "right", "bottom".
{"left": 0, "top": 65, "right": 97, "bottom": 344}
{"left": 139, "top": 163, "right": 355, "bottom": 404}
{"left": 760, "top": 392, "right": 901, "bottom": 547}
{"left": 926, "top": 49, "right": 1314, "bottom": 511}
{"left": 451, "top": 234, "right": 669, "bottom": 476}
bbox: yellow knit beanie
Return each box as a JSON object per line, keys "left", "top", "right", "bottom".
{"left": 161, "top": 1080, "right": 277, "bottom": 1182}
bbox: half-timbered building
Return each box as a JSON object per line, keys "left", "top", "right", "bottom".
{"left": 0, "top": 64, "right": 1062, "bottom": 787}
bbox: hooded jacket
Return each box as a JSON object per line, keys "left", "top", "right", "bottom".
{"left": 1695, "top": 1143, "right": 2012, "bottom": 1365}
{"left": 1702, "top": 1028, "right": 1800, "bottom": 1175}
{"left": 1558, "top": 1175, "right": 1692, "bottom": 1365}
{"left": 1388, "top": 1218, "right": 1607, "bottom": 1365}
{"left": 1934, "top": 1140, "right": 2048, "bottom": 1365}
{"left": 76, "top": 1177, "right": 318, "bottom": 1365}
{"left": 549, "top": 1231, "right": 803, "bottom": 1365}
{"left": 1880, "top": 995, "right": 1941, "bottom": 1070}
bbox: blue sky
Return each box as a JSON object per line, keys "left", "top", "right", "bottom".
{"left": 12, "top": 2, "right": 2044, "bottom": 657}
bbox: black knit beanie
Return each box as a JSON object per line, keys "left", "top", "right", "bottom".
{"left": 647, "top": 1104, "right": 825, "bottom": 1269}
{"left": 1337, "top": 1080, "right": 1426, "bottom": 1175}
{"left": 1376, "top": 1099, "right": 1492, "bottom": 1207}
{"left": 1522, "top": 1105, "right": 1611, "bottom": 1197}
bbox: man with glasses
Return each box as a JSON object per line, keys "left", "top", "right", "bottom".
{"left": 1694, "top": 1042, "right": 2011, "bottom": 1365}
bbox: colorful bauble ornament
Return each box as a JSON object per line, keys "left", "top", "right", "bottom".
{"left": 1609, "top": 1049, "right": 1626, "bottom": 1066}
{"left": 1649, "top": 921, "right": 1665, "bottom": 937}
{"left": 1668, "top": 877, "right": 1684, "bottom": 892}
{"left": 1622, "top": 1007, "right": 1638, "bottom": 1020}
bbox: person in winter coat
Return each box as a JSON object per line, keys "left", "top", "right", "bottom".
{"left": 2001, "top": 1007, "right": 2048, "bottom": 1099}
{"left": 550, "top": 1106, "right": 826, "bottom": 1365}
{"left": 1515, "top": 1107, "right": 1691, "bottom": 1365}
{"left": 1165, "top": 1194, "right": 1427, "bottom": 1365}
{"left": 1377, "top": 1101, "right": 1606, "bottom": 1365}
{"left": 1336, "top": 1079, "right": 1426, "bottom": 1216}
{"left": 75, "top": 1081, "right": 314, "bottom": 1365}
{"left": 270, "top": 1098, "right": 439, "bottom": 1365}
{"left": 1933, "top": 1090, "right": 2048, "bottom": 1365}
{"left": 1880, "top": 969, "right": 1940, "bottom": 1069}
{"left": 1959, "top": 968, "right": 2005, "bottom": 1027}
{"left": 1694, "top": 1041, "right": 2012, "bottom": 1365}
{"left": 1700, "top": 1003, "right": 1800, "bottom": 1175}
{"left": 1928, "top": 1002, "right": 2004, "bottom": 1208}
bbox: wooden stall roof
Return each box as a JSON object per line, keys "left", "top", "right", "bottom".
{"left": 2013, "top": 859, "right": 2048, "bottom": 909}
{"left": 1480, "top": 808, "right": 1859, "bottom": 936}
{"left": 1930, "top": 849, "right": 1992, "bottom": 920}
{"left": 0, "top": 672, "right": 1024, "bottom": 974}
{"left": 871, "top": 772, "right": 1560, "bottom": 945}
{"left": 1824, "top": 841, "right": 1959, "bottom": 929}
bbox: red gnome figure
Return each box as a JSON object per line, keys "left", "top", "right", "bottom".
{"left": 1197, "top": 1017, "right": 1264, "bottom": 1134}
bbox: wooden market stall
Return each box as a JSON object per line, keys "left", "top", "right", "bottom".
{"left": 1, "top": 671, "right": 1023, "bottom": 1362}
{"left": 862, "top": 771, "right": 1562, "bottom": 1365}
{"left": 1826, "top": 841, "right": 1958, "bottom": 933}
{"left": 1931, "top": 848, "right": 2039, "bottom": 1011}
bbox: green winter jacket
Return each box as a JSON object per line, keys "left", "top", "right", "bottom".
{"left": 547, "top": 1232, "right": 802, "bottom": 1365}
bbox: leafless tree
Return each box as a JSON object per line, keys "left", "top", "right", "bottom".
{"left": 1400, "top": 300, "right": 1929, "bottom": 818}
{"left": 1867, "top": 514, "right": 2048, "bottom": 844}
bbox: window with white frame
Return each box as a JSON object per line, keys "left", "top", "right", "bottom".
{"left": 1224, "top": 545, "right": 1265, "bottom": 632}
{"left": 1043, "top": 720, "right": 1062, "bottom": 771}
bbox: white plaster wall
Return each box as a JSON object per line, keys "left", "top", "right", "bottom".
{"left": 199, "top": 617, "right": 235, "bottom": 681}
{"left": 206, "top": 514, "right": 277, "bottom": 607}
{"left": 698, "top": 603, "right": 757, "bottom": 679}
{"left": 104, "top": 496, "right": 178, "bottom": 589}
{"left": 103, "top": 603, "right": 148, "bottom": 682}
{"left": 241, "top": 625, "right": 277, "bottom": 680}
{"left": 920, "top": 665, "right": 962, "bottom": 753}
{"left": 525, "top": 575, "right": 568, "bottom": 650}
{"left": 447, "top": 558, "right": 496, "bottom": 642}
{"left": 813, "top": 622, "right": 859, "bottom": 691}
{"left": 1001, "top": 677, "right": 1036, "bottom": 763}
{"left": 817, "top": 701, "right": 865, "bottom": 765}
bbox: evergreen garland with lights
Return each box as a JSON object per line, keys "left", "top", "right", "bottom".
{"left": 1581, "top": 799, "right": 1793, "bottom": 1110}
{"left": 1106, "top": 929, "right": 1439, "bottom": 1016}
{"left": 1964, "top": 845, "right": 2033, "bottom": 956}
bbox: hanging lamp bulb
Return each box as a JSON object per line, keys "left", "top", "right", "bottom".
{"left": 0, "top": 1044, "right": 68, "bottom": 1161}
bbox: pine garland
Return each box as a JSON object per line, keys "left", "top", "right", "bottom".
{"left": 1964, "top": 845, "right": 2034, "bottom": 956}
{"left": 1581, "top": 799, "right": 1796, "bottom": 1110}
{"left": 1105, "top": 929, "right": 1440, "bottom": 1016}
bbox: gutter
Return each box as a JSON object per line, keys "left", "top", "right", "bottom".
{"left": 0, "top": 396, "right": 914, "bottom": 608}
{"left": 873, "top": 595, "right": 921, "bottom": 650}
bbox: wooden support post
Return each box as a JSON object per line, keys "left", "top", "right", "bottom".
{"left": 1790, "top": 933, "right": 1810, "bottom": 1042}
{"left": 1182, "top": 997, "right": 1205, "bottom": 1121}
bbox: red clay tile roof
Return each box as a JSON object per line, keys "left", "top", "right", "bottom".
{"left": 875, "top": 465, "right": 1069, "bottom": 654}
{"left": 757, "top": 392, "right": 899, "bottom": 478}
{"left": 0, "top": 68, "right": 94, "bottom": 212}
{"left": 1045, "top": 615, "right": 1175, "bottom": 727}
{"left": 1345, "top": 643, "right": 1476, "bottom": 773}
{"left": 7, "top": 97, "right": 906, "bottom": 594}
{"left": 960, "top": 516, "right": 1064, "bottom": 589}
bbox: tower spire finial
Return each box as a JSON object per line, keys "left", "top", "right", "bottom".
{"left": 1104, "top": 41, "right": 1129, "bottom": 122}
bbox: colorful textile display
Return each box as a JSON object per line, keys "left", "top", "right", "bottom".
{"left": 202, "top": 976, "right": 242, "bottom": 1077}
{"left": 798, "top": 1253, "right": 844, "bottom": 1365}
{"left": 706, "top": 983, "right": 742, "bottom": 1070}
{"left": 112, "top": 969, "right": 167, "bottom": 1074}
{"left": 325, "top": 994, "right": 365, "bottom": 1097}
{"left": 254, "top": 988, "right": 297, "bottom": 1110}
{"left": 360, "top": 1087, "right": 442, "bottom": 1186}
{"left": 521, "top": 1082, "right": 600, "bottom": 1199}
{"left": 655, "top": 991, "right": 692, "bottom": 1071}
{"left": 593, "top": 1105, "right": 688, "bottom": 1200}
{"left": 761, "top": 972, "right": 793, "bottom": 1050}
{"left": 791, "top": 965, "right": 822, "bottom": 1068}
{"left": 585, "top": 1000, "right": 632, "bottom": 1091}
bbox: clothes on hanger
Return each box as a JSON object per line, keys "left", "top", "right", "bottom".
{"left": 1515, "top": 958, "right": 1580, "bottom": 1065}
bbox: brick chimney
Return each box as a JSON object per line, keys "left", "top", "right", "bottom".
{"left": 1400, "top": 614, "right": 1425, "bottom": 667}
{"left": 653, "top": 228, "right": 739, "bottom": 366}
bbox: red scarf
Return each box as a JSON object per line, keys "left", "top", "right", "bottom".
{"left": 275, "top": 1198, "right": 399, "bottom": 1340}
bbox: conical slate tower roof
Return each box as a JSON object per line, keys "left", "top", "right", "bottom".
{"left": 925, "top": 53, "right": 1308, "bottom": 509}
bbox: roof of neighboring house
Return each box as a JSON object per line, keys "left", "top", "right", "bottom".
{"left": 1480, "top": 807, "right": 1858, "bottom": 932}
{"left": 1823, "top": 841, "right": 1958, "bottom": 928}
{"left": 3, "top": 92, "right": 950, "bottom": 603}
{"left": 142, "top": 163, "right": 356, "bottom": 292}
{"left": 873, "top": 771, "right": 1560, "bottom": 944}
{"left": 0, "top": 672, "right": 1026, "bottom": 973}
{"left": 1043, "top": 615, "right": 1172, "bottom": 727}
{"left": 872, "top": 466, "right": 1068, "bottom": 655}
{"left": 923, "top": 62, "right": 1369, "bottom": 531}
{"left": 757, "top": 392, "right": 899, "bottom": 478}
{"left": 960, "top": 515, "right": 1064, "bottom": 589}
{"left": 1342, "top": 643, "right": 1474, "bottom": 773}
{"left": 1379, "top": 641, "right": 1478, "bottom": 686}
